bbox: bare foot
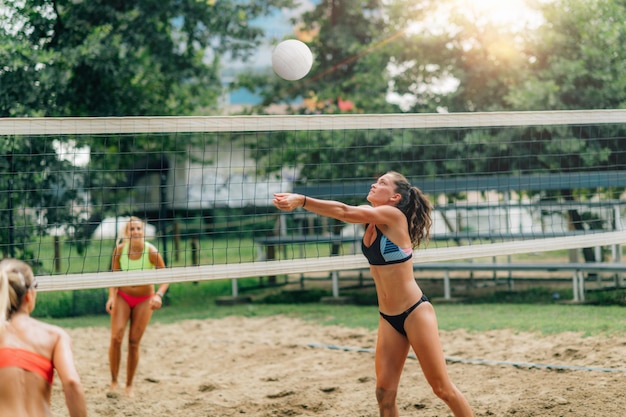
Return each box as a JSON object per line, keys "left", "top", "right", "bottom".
{"left": 125, "top": 385, "right": 134, "bottom": 397}
{"left": 106, "top": 382, "right": 120, "bottom": 398}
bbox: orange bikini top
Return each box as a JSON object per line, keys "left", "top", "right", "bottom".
{"left": 0, "top": 347, "right": 54, "bottom": 384}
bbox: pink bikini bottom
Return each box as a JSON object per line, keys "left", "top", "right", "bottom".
{"left": 118, "top": 291, "right": 152, "bottom": 308}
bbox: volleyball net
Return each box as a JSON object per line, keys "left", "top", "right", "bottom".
{"left": 1, "top": 110, "right": 625, "bottom": 292}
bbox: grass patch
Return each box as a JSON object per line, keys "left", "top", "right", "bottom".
{"left": 465, "top": 287, "right": 568, "bottom": 304}
{"left": 434, "top": 303, "right": 626, "bottom": 336}
{"left": 38, "top": 280, "right": 626, "bottom": 337}
{"left": 43, "top": 302, "right": 626, "bottom": 336}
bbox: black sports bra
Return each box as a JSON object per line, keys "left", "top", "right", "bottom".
{"left": 361, "top": 226, "right": 413, "bottom": 266}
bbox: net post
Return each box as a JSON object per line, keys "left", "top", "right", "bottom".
{"left": 572, "top": 269, "right": 586, "bottom": 302}
{"left": 54, "top": 236, "right": 61, "bottom": 273}
{"left": 577, "top": 270, "right": 586, "bottom": 303}
{"left": 231, "top": 278, "right": 239, "bottom": 298}
{"left": 443, "top": 270, "right": 451, "bottom": 300}
{"left": 572, "top": 271, "right": 579, "bottom": 302}
{"left": 612, "top": 205, "right": 623, "bottom": 287}
{"left": 331, "top": 271, "right": 339, "bottom": 298}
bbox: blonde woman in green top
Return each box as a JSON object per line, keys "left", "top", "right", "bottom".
{"left": 107, "top": 216, "right": 168, "bottom": 397}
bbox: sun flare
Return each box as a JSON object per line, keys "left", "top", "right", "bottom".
{"left": 454, "top": 0, "right": 539, "bottom": 26}
{"left": 410, "top": 0, "right": 543, "bottom": 36}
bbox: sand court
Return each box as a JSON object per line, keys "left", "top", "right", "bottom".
{"left": 51, "top": 315, "right": 626, "bottom": 416}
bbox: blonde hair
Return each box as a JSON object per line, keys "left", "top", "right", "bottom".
{"left": 116, "top": 216, "right": 145, "bottom": 246}
{"left": 0, "top": 259, "right": 36, "bottom": 322}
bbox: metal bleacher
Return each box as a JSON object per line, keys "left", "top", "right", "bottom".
{"left": 273, "top": 171, "right": 626, "bottom": 301}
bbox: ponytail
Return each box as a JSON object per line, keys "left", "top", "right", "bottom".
{"left": 0, "top": 269, "right": 9, "bottom": 323}
{"left": 408, "top": 187, "right": 432, "bottom": 248}
{"left": 0, "top": 259, "right": 35, "bottom": 322}
{"left": 389, "top": 171, "right": 432, "bottom": 248}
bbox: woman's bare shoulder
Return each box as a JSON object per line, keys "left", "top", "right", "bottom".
{"left": 146, "top": 241, "right": 159, "bottom": 253}
{"left": 20, "top": 319, "right": 68, "bottom": 352}
{"left": 371, "top": 204, "right": 406, "bottom": 223}
{"left": 32, "top": 318, "right": 67, "bottom": 336}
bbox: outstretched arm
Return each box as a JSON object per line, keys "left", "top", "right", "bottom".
{"left": 273, "top": 193, "right": 399, "bottom": 226}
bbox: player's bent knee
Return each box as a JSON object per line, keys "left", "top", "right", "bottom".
{"left": 376, "top": 386, "right": 397, "bottom": 408}
{"left": 430, "top": 382, "right": 458, "bottom": 403}
{"left": 128, "top": 339, "right": 141, "bottom": 350}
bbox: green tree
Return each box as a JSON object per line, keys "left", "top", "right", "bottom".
{"left": 387, "top": 1, "right": 533, "bottom": 113}
{"left": 0, "top": 137, "right": 84, "bottom": 260}
{"left": 506, "top": 0, "right": 626, "bottom": 110}
{"left": 237, "top": 0, "right": 626, "bottom": 176}
{"left": 1, "top": 0, "right": 293, "bottom": 117}
{"left": 0, "top": 0, "right": 293, "bottom": 260}
{"left": 236, "top": 0, "right": 417, "bottom": 115}
{"left": 452, "top": 0, "right": 626, "bottom": 180}
{"left": 239, "top": 0, "right": 440, "bottom": 184}
{"left": 404, "top": 0, "right": 626, "bottom": 262}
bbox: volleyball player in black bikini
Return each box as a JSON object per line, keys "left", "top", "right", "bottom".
{"left": 273, "top": 171, "right": 473, "bottom": 417}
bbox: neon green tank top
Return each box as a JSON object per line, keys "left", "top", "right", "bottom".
{"left": 120, "top": 242, "right": 155, "bottom": 271}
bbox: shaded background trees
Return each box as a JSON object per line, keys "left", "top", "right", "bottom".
{"left": 1, "top": 0, "right": 293, "bottom": 259}
{"left": 1, "top": 0, "right": 295, "bottom": 117}
{"left": 242, "top": 0, "right": 626, "bottom": 181}
{"left": 2, "top": 0, "right": 625, "bottom": 263}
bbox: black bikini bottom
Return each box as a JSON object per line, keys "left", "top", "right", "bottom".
{"left": 379, "top": 294, "right": 430, "bottom": 337}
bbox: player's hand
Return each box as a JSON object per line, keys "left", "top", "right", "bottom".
{"left": 105, "top": 298, "right": 115, "bottom": 314}
{"left": 273, "top": 193, "right": 304, "bottom": 212}
{"left": 150, "top": 294, "right": 163, "bottom": 310}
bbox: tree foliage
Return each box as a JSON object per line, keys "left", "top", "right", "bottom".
{"left": 2, "top": 0, "right": 625, "bottom": 261}
{"left": 0, "top": 137, "right": 84, "bottom": 259}
{"left": 1, "top": 0, "right": 293, "bottom": 117}
{"left": 506, "top": 0, "right": 626, "bottom": 110}
{"left": 242, "top": 0, "right": 625, "bottom": 184}
{"left": 236, "top": 0, "right": 409, "bottom": 115}
{"left": 0, "top": 0, "right": 293, "bottom": 258}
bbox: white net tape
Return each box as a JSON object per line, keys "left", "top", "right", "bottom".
{"left": 2, "top": 109, "right": 625, "bottom": 135}
{"left": 38, "top": 231, "right": 626, "bottom": 291}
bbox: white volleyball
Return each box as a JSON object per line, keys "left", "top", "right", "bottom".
{"left": 272, "top": 39, "right": 313, "bottom": 81}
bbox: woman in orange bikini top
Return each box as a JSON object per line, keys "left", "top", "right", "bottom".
{"left": 0, "top": 258, "right": 87, "bottom": 417}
